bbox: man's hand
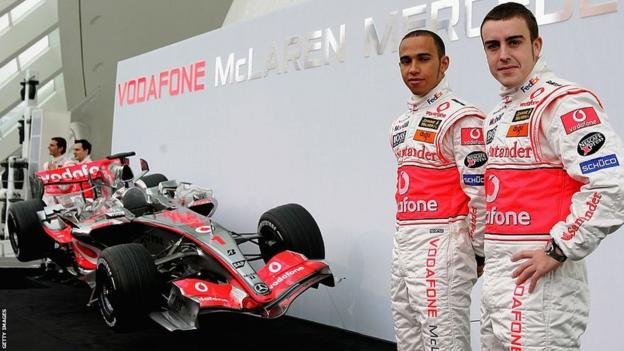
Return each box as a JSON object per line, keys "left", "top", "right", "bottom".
{"left": 511, "top": 249, "right": 562, "bottom": 293}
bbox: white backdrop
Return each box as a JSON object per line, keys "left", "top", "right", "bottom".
{"left": 112, "top": 0, "right": 623, "bottom": 348}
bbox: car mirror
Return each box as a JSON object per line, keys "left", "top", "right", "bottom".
{"left": 140, "top": 159, "right": 149, "bottom": 172}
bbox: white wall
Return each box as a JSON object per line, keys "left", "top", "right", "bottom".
{"left": 223, "top": 0, "right": 305, "bottom": 26}
{"left": 112, "top": 0, "right": 624, "bottom": 348}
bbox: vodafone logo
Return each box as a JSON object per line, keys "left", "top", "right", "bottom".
{"left": 530, "top": 87, "right": 544, "bottom": 99}
{"left": 38, "top": 164, "right": 101, "bottom": 183}
{"left": 486, "top": 174, "right": 500, "bottom": 203}
{"left": 195, "top": 225, "right": 212, "bottom": 233}
{"left": 461, "top": 127, "right": 484, "bottom": 145}
{"left": 470, "top": 128, "right": 481, "bottom": 140}
{"left": 572, "top": 109, "right": 588, "bottom": 123}
{"left": 268, "top": 262, "right": 282, "bottom": 273}
{"left": 195, "top": 282, "right": 208, "bottom": 292}
{"left": 561, "top": 107, "right": 601, "bottom": 134}
{"left": 437, "top": 101, "right": 450, "bottom": 112}
{"left": 398, "top": 171, "right": 409, "bottom": 195}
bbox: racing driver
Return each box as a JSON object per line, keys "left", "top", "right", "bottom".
{"left": 390, "top": 30, "right": 486, "bottom": 350}
{"left": 479, "top": 3, "right": 624, "bottom": 350}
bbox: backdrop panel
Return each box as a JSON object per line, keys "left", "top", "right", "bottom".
{"left": 113, "top": 0, "right": 623, "bottom": 348}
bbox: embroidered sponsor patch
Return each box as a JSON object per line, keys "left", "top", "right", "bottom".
{"left": 463, "top": 174, "right": 484, "bottom": 186}
{"left": 560, "top": 107, "right": 601, "bottom": 134}
{"left": 512, "top": 108, "right": 533, "bottom": 122}
{"left": 413, "top": 129, "right": 436, "bottom": 144}
{"left": 418, "top": 117, "right": 441, "bottom": 130}
{"left": 580, "top": 154, "right": 619, "bottom": 174}
{"left": 464, "top": 151, "right": 488, "bottom": 168}
{"left": 486, "top": 127, "right": 497, "bottom": 144}
{"left": 392, "top": 131, "right": 406, "bottom": 147}
{"left": 461, "top": 128, "right": 484, "bottom": 145}
{"left": 577, "top": 132, "right": 605, "bottom": 156}
{"left": 506, "top": 123, "right": 529, "bottom": 137}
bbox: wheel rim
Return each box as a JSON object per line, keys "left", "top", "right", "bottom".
{"left": 7, "top": 215, "right": 20, "bottom": 256}
{"left": 259, "top": 226, "right": 286, "bottom": 261}
{"left": 97, "top": 269, "right": 116, "bottom": 323}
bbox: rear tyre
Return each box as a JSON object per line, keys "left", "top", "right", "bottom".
{"left": 96, "top": 244, "right": 160, "bottom": 331}
{"left": 138, "top": 173, "right": 168, "bottom": 188}
{"left": 258, "top": 203, "right": 325, "bottom": 262}
{"left": 7, "top": 199, "right": 52, "bottom": 261}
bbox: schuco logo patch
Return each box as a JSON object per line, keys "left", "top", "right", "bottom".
{"left": 580, "top": 154, "right": 619, "bottom": 174}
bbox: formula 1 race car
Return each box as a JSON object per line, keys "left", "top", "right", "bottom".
{"left": 7, "top": 152, "right": 334, "bottom": 331}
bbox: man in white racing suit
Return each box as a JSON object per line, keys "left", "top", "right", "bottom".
{"left": 390, "top": 30, "right": 486, "bottom": 351}
{"left": 43, "top": 137, "right": 70, "bottom": 170}
{"left": 71, "top": 139, "right": 93, "bottom": 164}
{"left": 479, "top": 3, "right": 624, "bottom": 350}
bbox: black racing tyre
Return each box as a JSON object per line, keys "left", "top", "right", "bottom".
{"left": 29, "top": 174, "right": 44, "bottom": 199}
{"left": 7, "top": 199, "right": 52, "bottom": 261}
{"left": 2, "top": 167, "right": 24, "bottom": 189}
{"left": 96, "top": 244, "right": 160, "bottom": 332}
{"left": 139, "top": 173, "right": 168, "bottom": 188}
{"left": 258, "top": 203, "right": 325, "bottom": 262}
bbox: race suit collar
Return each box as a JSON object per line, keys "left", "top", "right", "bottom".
{"left": 499, "top": 56, "right": 549, "bottom": 101}
{"left": 407, "top": 76, "right": 450, "bottom": 112}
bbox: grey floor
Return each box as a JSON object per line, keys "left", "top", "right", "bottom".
{"left": 0, "top": 268, "right": 396, "bottom": 351}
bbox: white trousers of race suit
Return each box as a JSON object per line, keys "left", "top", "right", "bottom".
{"left": 391, "top": 220, "right": 477, "bottom": 351}
{"left": 480, "top": 242, "right": 589, "bottom": 351}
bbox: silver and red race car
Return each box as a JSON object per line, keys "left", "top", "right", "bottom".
{"left": 7, "top": 152, "right": 334, "bottom": 331}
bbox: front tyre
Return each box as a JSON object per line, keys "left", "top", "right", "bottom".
{"left": 7, "top": 199, "right": 51, "bottom": 261}
{"left": 258, "top": 203, "right": 325, "bottom": 262}
{"left": 96, "top": 244, "right": 160, "bottom": 331}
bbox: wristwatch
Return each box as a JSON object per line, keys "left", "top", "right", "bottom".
{"left": 545, "top": 240, "right": 567, "bottom": 263}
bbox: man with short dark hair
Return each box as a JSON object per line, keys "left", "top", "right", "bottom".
{"left": 390, "top": 29, "right": 486, "bottom": 350}
{"left": 43, "top": 137, "right": 69, "bottom": 169}
{"left": 479, "top": 3, "right": 624, "bottom": 350}
{"left": 72, "top": 139, "right": 92, "bottom": 164}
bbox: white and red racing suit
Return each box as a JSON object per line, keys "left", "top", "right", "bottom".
{"left": 480, "top": 58, "right": 624, "bottom": 350}
{"left": 43, "top": 154, "right": 71, "bottom": 170}
{"left": 390, "top": 77, "right": 486, "bottom": 351}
